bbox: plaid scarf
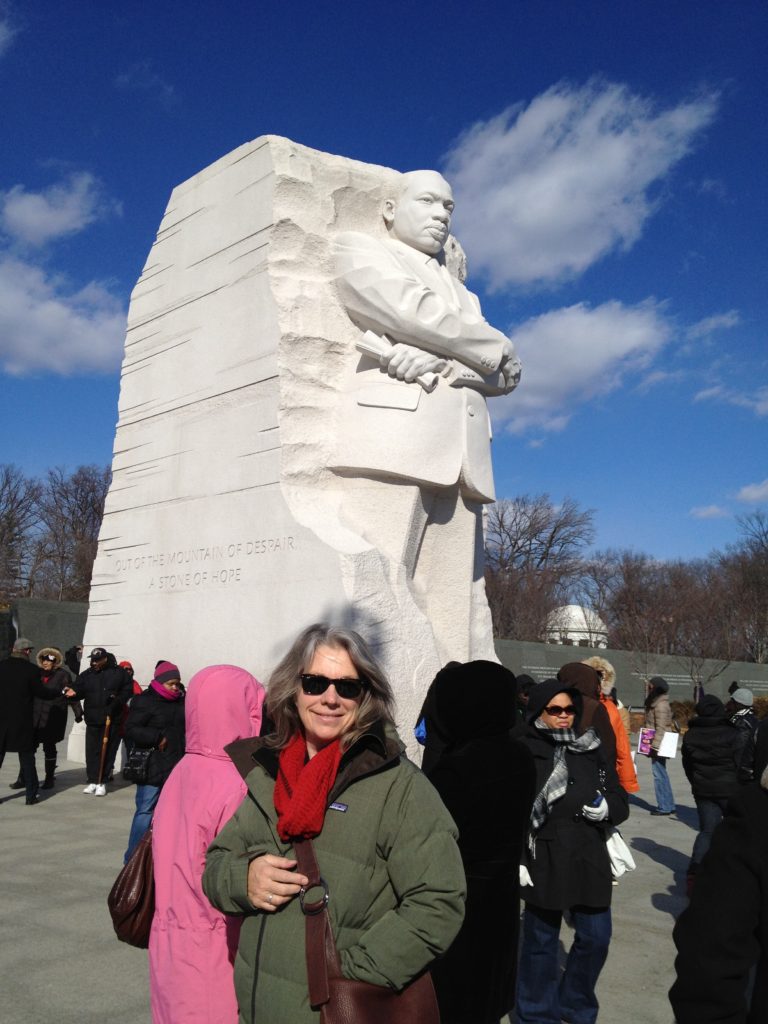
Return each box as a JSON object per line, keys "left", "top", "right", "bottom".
{"left": 528, "top": 723, "right": 601, "bottom": 856}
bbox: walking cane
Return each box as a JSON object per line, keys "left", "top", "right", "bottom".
{"left": 97, "top": 716, "right": 112, "bottom": 785}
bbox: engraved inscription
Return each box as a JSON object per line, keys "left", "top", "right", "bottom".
{"left": 112, "top": 535, "right": 296, "bottom": 591}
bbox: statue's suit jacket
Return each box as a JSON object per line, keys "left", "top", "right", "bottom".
{"left": 332, "top": 232, "right": 516, "bottom": 504}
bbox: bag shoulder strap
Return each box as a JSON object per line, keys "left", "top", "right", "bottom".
{"left": 294, "top": 838, "right": 340, "bottom": 1009}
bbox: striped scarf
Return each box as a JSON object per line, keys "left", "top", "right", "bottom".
{"left": 528, "top": 722, "right": 601, "bottom": 856}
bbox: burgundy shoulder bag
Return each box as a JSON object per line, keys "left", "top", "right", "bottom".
{"left": 294, "top": 838, "right": 440, "bottom": 1024}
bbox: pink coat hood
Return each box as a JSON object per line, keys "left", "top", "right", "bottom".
{"left": 184, "top": 663, "right": 265, "bottom": 759}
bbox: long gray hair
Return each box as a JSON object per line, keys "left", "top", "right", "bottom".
{"left": 265, "top": 623, "right": 396, "bottom": 751}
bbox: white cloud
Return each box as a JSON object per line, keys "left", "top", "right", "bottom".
{"left": 0, "top": 255, "right": 125, "bottom": 375}
{"left": 445, "top": 79, "right": 718, "bottom": 290}
{"left": 636, "top": 369, "right": 684, "bottom": 393}
{"left": 737, "top": 480, "right": 768, "bottom": 504}
{"left": 493, "top": 299, "right": 671, "bottom": 433}
{"left": 0, "top": 172, "right": 119, "bottom": 248}
{"left": 0, "top": 14, "right": 17, "bottom": 58}
{"left": 694, "top": 385, "right": 768, "bottom": 417}
{"left": 115, "top": 60, "right": 177, "bottom": 109}
{"left": 686, "top": 310, "right": 740, "bottom": 340}
{"left": 0, "top": 167, "right": 126, "bottom": 374}
{"left": 689, "top": 505, "right": 730, "bottom": 520}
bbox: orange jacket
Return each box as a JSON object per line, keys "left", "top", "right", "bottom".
{"left": 601, "top": 693, "right": 639, "bottom": 793}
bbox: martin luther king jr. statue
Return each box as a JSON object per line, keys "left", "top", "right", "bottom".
{"left": 330, "top": 169, "right": 521, "bottom": 665}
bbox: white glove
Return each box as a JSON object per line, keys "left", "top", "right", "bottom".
{"left": 519, "top": 864, "right": 533, "bottom": 887}
{"left": 582, "top": 796, "right": 609, "bottom": 822}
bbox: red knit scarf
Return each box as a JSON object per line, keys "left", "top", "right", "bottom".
{"left": 274, "top": 733, "right": 343, "bottom": 841}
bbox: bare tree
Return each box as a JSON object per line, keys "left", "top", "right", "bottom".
{"left": 484, "top": 494, "right": 595, "bottom": 640}
{"left": 720, "top": 511, "right": 768, "bottom": 663}
{"left": 29, "top": 465, "right": 111, "bottom": 601}
{"left": 0, "top": 464, "right": 41, "bottom": 600}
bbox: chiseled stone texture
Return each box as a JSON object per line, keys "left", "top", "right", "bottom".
{"left": 78, "top": 137, "right": 496, "bottom": 761}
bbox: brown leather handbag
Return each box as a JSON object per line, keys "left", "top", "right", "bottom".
{"left": 107, "top": 823, "right": 155, "bottom": 948}
{"left": 294, "top": 839, "right": 440, "bottom": 1024}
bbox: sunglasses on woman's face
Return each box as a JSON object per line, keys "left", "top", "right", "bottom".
{"left": 41, "top": 656, "right": 55, "bottom": 662}
{"left": 299, "top": 673, "right": 365, "bottom": 700}
{"left": 544, "top": 704, "right": 577, "bottom": 717}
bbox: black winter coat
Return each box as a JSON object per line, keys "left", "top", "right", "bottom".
{"left": 682, "top": 714, "right": 741, "bottom": 801}
{"left": 123, "top": 687, "right": 186, "bottom": 788}
{"left": 519, "top": 726, "right": 629, "bottom": 910}
{"left": 0, "top": 656, "right": 58, "bottom": 751}
{"left": 426, "top": 732, "right": 536, "bottom": 1024}
{"left": 418, "top": 659, "right": 536, "bottom": 1024}
{"left": 518, "top": 677, "right": 629, "bottom": 913}
{"left": 32, "top": 668, "right": 71, "bottom": 744}
{"left": 754, "top": 720, "right": 768, "bottom": 783}
{"left": 670, "top": 781, "right": 768, "bottom": 1024}
{"left": 732, "top": 709, "right": 760, "bottom": 783}
{"left": 72, "top": 661, "right": 133, "bottom": 726}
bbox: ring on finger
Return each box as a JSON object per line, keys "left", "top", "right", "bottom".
{"left": 267, "top": 893, "right": 274, "bottom": 904}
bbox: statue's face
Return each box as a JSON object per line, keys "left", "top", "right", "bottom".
{"left": 387, "top": 171, "right": 455, "bottom": 256}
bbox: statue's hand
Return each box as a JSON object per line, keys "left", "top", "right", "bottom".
{"left": 500, "top": 343, "right": 522, "bottom": 391}
{"left": 384, "top": 343, "right": 447, "bottom": 383}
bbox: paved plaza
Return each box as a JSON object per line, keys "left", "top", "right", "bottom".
{"left": 1, "top": 749, "right": 692, "bottom": 1024}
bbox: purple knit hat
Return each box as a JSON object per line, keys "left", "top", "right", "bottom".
{"left": 153, "top": 660, "right": 180, "bottom": 684}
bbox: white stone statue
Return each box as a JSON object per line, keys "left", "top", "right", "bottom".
{"left": 75, "top": 140, "right": 519, "bottom": 763}
{"left": 330, "top": 170, "right": 520, "bottom": 667}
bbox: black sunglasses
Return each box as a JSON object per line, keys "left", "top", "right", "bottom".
{"left": 544, "top": 704, "right": 577, "bottom": 717}
{"left": 41, "top": 655, "right": 56, "bottom": 662}
{"left": 299, "top": 673, "right": 365, "bottom": 700}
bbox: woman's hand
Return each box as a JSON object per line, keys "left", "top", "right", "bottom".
{"left": 247, "top": 854, "right": 309, "bottom": 913}
{"left": 582, "top": 796, "right": 609, "bottom": 822}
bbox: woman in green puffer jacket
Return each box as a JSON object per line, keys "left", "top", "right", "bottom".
{"left": 203, "top": 623, "right": 466, "bottom": 1024}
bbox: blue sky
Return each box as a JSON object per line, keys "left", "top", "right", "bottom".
{"left": 1, "top": 0, "right": 765, "bottom": 561}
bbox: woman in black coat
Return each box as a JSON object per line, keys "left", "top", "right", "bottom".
{"left": 681, "top": 694, "right": 741, "bottom": 888}
{"left": 419, "top": 661, "right": 536, "bottom": 1024}
{"left": 516, "top": 678, "right": 629, "bottom": 1024}
{"left": 123, "top": 660, "right": 185, "bottom": 861}
{"left": 33, "top": 647, "right": 74, "bottom": 789}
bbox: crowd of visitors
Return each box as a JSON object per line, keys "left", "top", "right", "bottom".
{"left": 2, "top": 634, "right": 767, "bottom": 1022}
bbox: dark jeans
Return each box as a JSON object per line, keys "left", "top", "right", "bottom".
{"left": 34, "top": 739, "right": 58, "bottom": 760}
{"left": 517, "top": 903, "right": 612, "bottom": 1024}
{"left": 84, "top": 722, "right": 122, "bottom": 783}
{"left": 691, "top": 797, "right": 728, "bottom": 867}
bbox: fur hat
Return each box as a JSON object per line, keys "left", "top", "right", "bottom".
{"left": 37, "top": 647, "right": 63, "bottom": 669}
{"left": 582, "top": 656, "right": 616, "bottom": 695}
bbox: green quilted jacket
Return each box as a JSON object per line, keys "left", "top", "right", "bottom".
{"left": 202, "top": 722, "right": 466, "bottom": 1024}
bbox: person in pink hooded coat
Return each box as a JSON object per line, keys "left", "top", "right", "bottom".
{"left": 149, "top": 664, "right": 265, "bottom": 1024}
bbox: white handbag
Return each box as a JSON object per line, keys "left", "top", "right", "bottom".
{"left": 605, "top": 827, "right": 636, "bottom": 878}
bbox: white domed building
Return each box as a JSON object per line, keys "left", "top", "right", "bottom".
{"left": 544, "top": 604, "right": 608, "bottom": 648}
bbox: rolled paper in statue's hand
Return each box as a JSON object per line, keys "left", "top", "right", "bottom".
{"left": 356, "top": 330, "right": 440, "bottom": 393}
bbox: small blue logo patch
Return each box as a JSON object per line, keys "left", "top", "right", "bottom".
{"left": 329, "top": 801, "right": 348, "bottom": 813}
